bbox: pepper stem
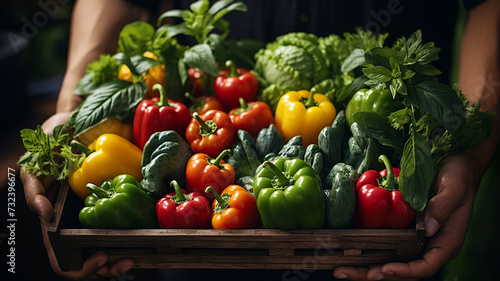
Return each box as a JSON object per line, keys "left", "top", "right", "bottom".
{"left": 208, "top": 149, "right": 232, "bottom": 169}
{"left": 262, "top": 161, "right": 290, "bottom": 187}
{"left": 234, "top": 97, "right": 252, "bottom": 115}
{"left": 153, "top": 83, "right": 169, "bottom": 107}
{"left": 86, "top": 183, "right": 111, "bottom": 199}
{"left": 378, "top": 154, "right": 398, "bottom": 190}
{"left": 225, "top": 60, "right": 238, "bottom": 77}
{"left": 70, "top": 140, "right": 95, "bottom": 157}
{"left": 170, "top": 180, "right": 186, "bottom": 202}
{"left": 304, "top": 90, "right": 317, "bottom": 108}
{"left": 205, "top": 186, "right": 228, "bottom": 210}
{"left": 193, "top": 112, "right": 216, "bottom": 135}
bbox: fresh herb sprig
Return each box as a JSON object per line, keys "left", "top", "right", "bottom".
{"left": 17, "top": 125, "right": 85, "bottom": 180}
{"left": 156, "top": 0, "right": 247, "bottom": 44}
{"left": 348, "top": 30, "right": 492, "bottom": 212}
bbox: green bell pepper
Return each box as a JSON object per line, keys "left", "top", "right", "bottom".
{"left": 79, "top": 174, "right": 157, "bottom": 229}
{"left": 253, "top": 158, "right": 326, "bottom": 229}
{"left": 345, "top": 88, "right": 403, "bottom": 128}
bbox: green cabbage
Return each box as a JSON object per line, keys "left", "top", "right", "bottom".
{"left": 253, "top": 32, "right": 331, "bottom": 109}
{"left": 253, "top": 29, "right": 389, "bottom": 110}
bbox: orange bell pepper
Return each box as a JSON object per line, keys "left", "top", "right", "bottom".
{"left": 205, "top": 185, "right": 261, "bottom": 229}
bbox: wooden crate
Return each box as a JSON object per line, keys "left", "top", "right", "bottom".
{"left": 47, "top": 181, "right": 425, "bottom": 272}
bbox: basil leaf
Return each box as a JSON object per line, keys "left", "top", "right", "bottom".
{"left": 130, "top": 55, "right": 160, "bottom": 74}
{"left": 211, "top": 2, "right": 247, "bottom": 24}
{"left": 74, "top": 80, "right": 146, "bottom": 136}
{"left": 364, "top": 47, "right": 392, "bottom": 69}
{"left": 117, "top": 21, "right": 154, "bottom": 56}
{"left": 415, "top": 42, "right": 440, "bottom": 65}
{"left": 408, "top": 80, "right": 466, "bottom": 137}
{"left": 165, "top": 23, "right": 197, "bottom": 38}
{"left": 156, "top": 9, "right": 184, "bottom": 27}
{"left": 405, "top": 30, "right": 422, "bottom": 56}
{"left": 183, "top": 43, "right": 218, "bottom": 76}
{"left": 352, "top": 112, "right": 405, "bottom": 152}
{"left": 391, "top": 78, "right": 407, "bottom": 96}
{"left": 341, "top": 48, "right": 365, "bottom": 72}
{"left": 73, "top": 73, "right": 98, "bottom": 96}
{"left": 362, "top": 66, "right": 392, "bottom": 83}
{"left": 410, "top": 63, "right": 442, "bottom": 76}
{"left": 399, "top": 130, "right": 434, "bottom": 212}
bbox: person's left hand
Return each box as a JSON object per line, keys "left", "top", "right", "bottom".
{"left": 333, "top": 153, "right": 479, "bottom": 280}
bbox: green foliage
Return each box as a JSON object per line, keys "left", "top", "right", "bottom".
{"left": 17, "top": 125, "right": 85, "bottom": 180}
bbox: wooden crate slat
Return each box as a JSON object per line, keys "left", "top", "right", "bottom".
{"left": 48, "top": 181, "right": 425, "bottom": 271}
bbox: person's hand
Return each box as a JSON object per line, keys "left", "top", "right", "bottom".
{"left": 40, "top": 219, "right": 135, "bottom": 280}
{"left": 21, "top": 112, "right": 136, "bottom": 280}
{"left": 333, "top": 152, "right": 478, "bottom": 280}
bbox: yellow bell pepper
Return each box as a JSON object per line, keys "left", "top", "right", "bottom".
{"left": 69, "top": 133, "right": 143, "bottom": 200}
{"left": 76, "top": 117, "right": 133, "bottom": 146}
{"left": 274, "top": 90, "right": 336, "bottom": 147}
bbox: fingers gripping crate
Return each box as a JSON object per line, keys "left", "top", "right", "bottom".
{"left": 46, "top": 181, "right": 425, "bottom": 271}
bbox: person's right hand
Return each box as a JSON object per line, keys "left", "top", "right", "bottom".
{"left": 21, "top": 112, "right": 135, "bottom": 280}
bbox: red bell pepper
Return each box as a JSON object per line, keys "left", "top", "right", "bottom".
{"left": 185, "top": 109, "right": 236, "bottom": 158}
{"left": 185, "top": 93, "right": 226, "bottom": 116}
{"left": 205, "top": 185, "right": 261, "bottom": 229}
{"left": 228, "top": 98, "right": 274, "bottom": 138}
{"left": 213, "top": 60, "right": 258, "bottom": 110}
{"left": 354, "top": 155, "right": 415, "bottom": 229}
{"left": 156, "top": 180, "right": 212, "bottom": 228}
{"left": 185, "top": 149, "right": 235, "bottom": 203}
{"left": 133, "top": 84, "right": 191, "bottom": 149}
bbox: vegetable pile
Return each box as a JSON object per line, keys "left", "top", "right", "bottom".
{"left": 18, "top": 0, "right": 492, "bottom": 230}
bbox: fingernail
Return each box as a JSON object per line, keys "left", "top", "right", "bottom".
{"left": 97, "top": 260, "right": 107, "bottom": 267}
{"left": 335, "top": 273, "right": 347, "bottom": 279}
{"left": 384, "top": 270, "right": 394, "bottom": 276}
{"left": 426, "top": 217, "right": 440, "bottom": 236}
{"left": 373, "top": 272, "right": 384, "bottom": 280}
{"left": 123, "top": 266, "right": 132, "bottom": 272}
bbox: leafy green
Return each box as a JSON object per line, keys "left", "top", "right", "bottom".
{"left": 157, "top": 0, "right": 246, "bottom": 44}
{"left": 17, "top": 125, "right": 85, "bottom": 180}
{"left": 117, "top": 21, "right": 155, "bottom": 56}
{"left": 352, "top": 111, "right": 405, "bottom": 152}
{"left": 253, "top": 32, "right": 331, "bottom": 109}
{"left": 74, "top": 55, "right": 120, "bottom": 96}
{"left": 183, "top": 43, "right": 218, "bottom": 76}
{"left": 73, "top": 80, "right": 146, "bottom": 137}
{"left": 416, "top": 85, "right": 493, "bottom": 166}
{"left": 399, "top": 129, "right": 434, "bottom": 212}
{"left": 141, "top": 130, "right": 193, "bottom": 198}
{"left": 353, "top": 30, "right": 492, "bottom": 211}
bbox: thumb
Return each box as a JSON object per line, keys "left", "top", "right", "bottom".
{"left": 424, "top": 155, "right": 476, "bottom": 237}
